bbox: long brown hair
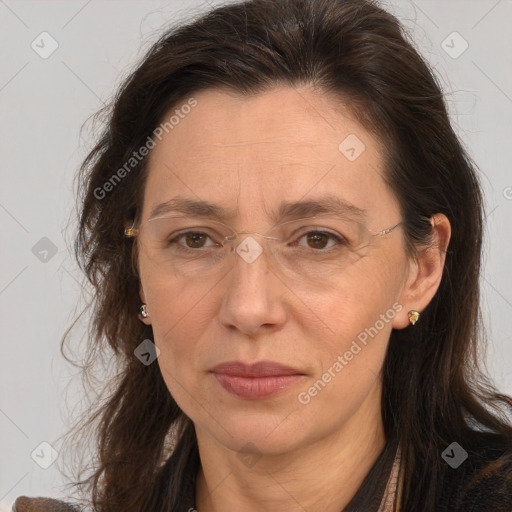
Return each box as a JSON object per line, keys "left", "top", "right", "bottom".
{"left": 62, "top": 0, "right": 512, "bottom": 510}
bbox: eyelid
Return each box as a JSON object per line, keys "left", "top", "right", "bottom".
{"left": 296, "top": 229, "right": 347, "bottom": 245}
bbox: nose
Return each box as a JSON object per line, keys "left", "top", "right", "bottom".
{"left": 218, "top": 235, "right": 287, "bottom": 336}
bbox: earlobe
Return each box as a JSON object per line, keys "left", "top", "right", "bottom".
{"left": 138, "top": 303, "right": 152, "bottom": 324}
{"left": 392, "top": 213, "right": 451, "bottom": 330}
{"left": 138, "top": 286, "right": 152, "bottom": 325}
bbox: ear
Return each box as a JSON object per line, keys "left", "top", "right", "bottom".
{"left": 139, "top": 284, "right": 152, "bottom": 325}
{"left": 392, "top": 213, "right": 451, "bottom": 329}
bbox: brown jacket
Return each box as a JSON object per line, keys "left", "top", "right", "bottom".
{"left": 11, "top": 497, "right": 80, "bottom": 512}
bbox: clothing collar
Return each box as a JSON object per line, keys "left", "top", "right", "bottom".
{"left": 377, "top": 443, "right": 403, "bottom": 512}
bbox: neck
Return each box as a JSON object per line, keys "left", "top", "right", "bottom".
{"left": 194, "top": 383, "right": 386, "bottom": 512}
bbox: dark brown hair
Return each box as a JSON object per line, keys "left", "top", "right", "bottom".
{"left": 63, "top": 0, "right": 512, "bottom": 510}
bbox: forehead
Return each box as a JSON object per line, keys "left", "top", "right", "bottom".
{"left": 142, "top": 86, "right": 398, "bottom": 224}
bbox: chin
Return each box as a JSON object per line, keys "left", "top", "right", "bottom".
{"left": 195, "top": 406, "right": 312, "bottom": 456}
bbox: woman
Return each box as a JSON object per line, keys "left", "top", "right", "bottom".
{"left": 13, "top": 0, "right": 512, "bottom": 510}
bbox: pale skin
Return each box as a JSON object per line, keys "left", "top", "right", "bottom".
{"left": 136, "top": 85, "right": 451, "bottom": 511}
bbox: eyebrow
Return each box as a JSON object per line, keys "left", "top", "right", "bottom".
{"left": 148, "top": 195, "right": 367, "bottom": 223}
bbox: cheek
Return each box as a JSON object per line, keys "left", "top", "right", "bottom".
{"left": 139, "top": 262, "right": 215, "bottom": 383}
{"left": 305, "top": 258, "right": 404, "bottom": 379}
{"left": 141, "top": 253, "right": 217, "bottom": 332}
{"left": 297, "top": 284, "right": 397, "bottom": 422}
{"left": 309, "top": 263, "right": 399, "bottom": 339}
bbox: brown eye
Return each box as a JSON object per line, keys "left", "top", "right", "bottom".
{"left": 306, "top": 232, "right": 330, "bottom": 249}
{"left": 168, "top": 231, "right": 217, "bottom": 250}
{"left": 184, "top": 232, "right": 208, "bottom": 248}
{"left": 295, "top": 230, "right": 345, "bottom": 251}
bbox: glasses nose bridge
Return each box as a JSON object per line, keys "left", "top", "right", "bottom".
{"left": 221, "top": 230, "right": 283, "bottom": 268}
{"left": 237, "top": 229, "right": 280, "bottom": 240}
{"left": 222, "top": 228, "right": 281, "bottom": 245}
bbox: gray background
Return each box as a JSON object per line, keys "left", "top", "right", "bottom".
{"left": 1, "top": 0, "right": 511, "bottom": 508}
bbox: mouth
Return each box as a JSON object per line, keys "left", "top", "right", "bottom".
{"left": 211, "top": 360, "right": 305, "bottom": 399}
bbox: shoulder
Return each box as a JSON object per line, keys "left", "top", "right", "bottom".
{"left": 438, "top": 431, "right": 512, "bottom": 512}
{"left": 11, "top": 497, "right": 81, "bottom": 512}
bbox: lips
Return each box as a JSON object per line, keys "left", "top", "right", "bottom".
{"left": 211, "top": 361, "right": 304, "bottom": 399}
{"left": 211, "top": 360, "right": 303, "bottom": 377}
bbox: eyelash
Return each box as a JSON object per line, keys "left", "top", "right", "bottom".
{"left": 167, "top": 229, "right": 348, "bottom": 252}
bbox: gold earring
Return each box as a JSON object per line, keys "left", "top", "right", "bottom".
{"left": 408, "top": 310, "right": 420, "bottom": 325}
{"left": 139, "top": 303, "right": 149, "bottom": 319}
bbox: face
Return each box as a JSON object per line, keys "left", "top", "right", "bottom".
{"left": 137, "top": 85, "right": 413, "bottom": 456}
